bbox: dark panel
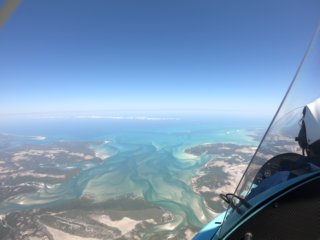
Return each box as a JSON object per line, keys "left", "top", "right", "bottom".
{"left": 226, "top": 177, "right": 320, "bottom": 240}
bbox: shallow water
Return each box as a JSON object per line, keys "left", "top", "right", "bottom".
{"left": 0, "top": 116, "right": 265, "bottom": 237}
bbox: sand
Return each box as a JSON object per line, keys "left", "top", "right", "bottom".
{"left": 45, "top": 225, "right": 99, "bottom": 240}
{"left": 12, "top": 149, "right": 94, "bottom": 162}
{"left": 90, "top": 215, "right": 141, "bottom": 235}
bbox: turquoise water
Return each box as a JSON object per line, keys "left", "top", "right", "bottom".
{"left": 0, "top": 116, "right": 266, "bottom": 235}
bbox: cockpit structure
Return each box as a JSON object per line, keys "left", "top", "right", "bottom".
{"left": 194, "top": 25, "right": 320, "bottom": 240}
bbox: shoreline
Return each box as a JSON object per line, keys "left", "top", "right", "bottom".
{"left": 187, "top": 142, "right": 256, "bottom": 213}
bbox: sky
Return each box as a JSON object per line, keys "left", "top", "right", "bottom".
{"left": 0, "top": 0, "right": 320, "bottom": 117}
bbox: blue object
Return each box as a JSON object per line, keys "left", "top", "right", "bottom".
{"left": 246, "top": 171, "right": 291, "bottom": 199}
{"left": 193, "top": 211, "right": 227, "bottom": 240}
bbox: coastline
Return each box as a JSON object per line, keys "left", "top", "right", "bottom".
{"left": 186, "top": 143, "right": 256, "bottom": 213}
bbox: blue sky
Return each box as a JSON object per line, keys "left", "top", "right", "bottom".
{"left": 0, "top": 0, "right": 320, "bottom": 117}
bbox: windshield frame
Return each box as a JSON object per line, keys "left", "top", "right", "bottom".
{"left": 217, "top": 25, "right": 320, "bottom": 239}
